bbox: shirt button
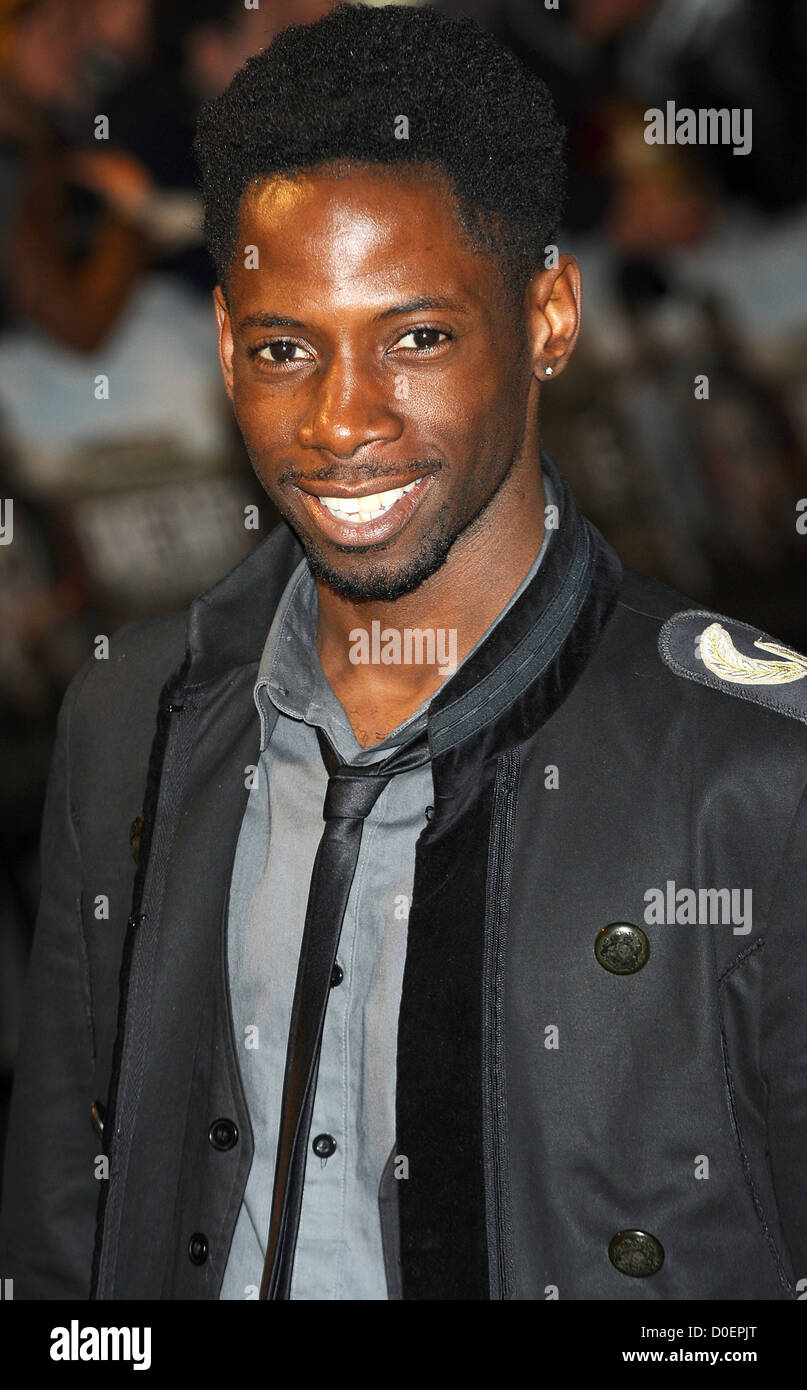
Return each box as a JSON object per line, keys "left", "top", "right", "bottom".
{"left": 608, "top": 1229, "right": 664, "bottom": 1277}
{"left": 188, "top": 1232, "right": 209, "bottom": 1266}
{"left": 330, "top": 962, "right": 344, "bottom": 988}
{"left": 208, "top": 1118, "right": 238, "bottom": 1151}
{"left": 312, "top": 1133, "right": 337, "bottom": 1159}
{"left": 595, "top": 922, "right": 650, "bottom": 974}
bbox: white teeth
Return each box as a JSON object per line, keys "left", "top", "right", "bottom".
{"left": 318, "top": 478, "right": 419, "bottom": 522}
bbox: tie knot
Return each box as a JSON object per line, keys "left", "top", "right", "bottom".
{"left": 315, "top": 723, "right": 431, "bottom": 822}
{"left": 323, "top": 769, "right": 391, "bottom": 821}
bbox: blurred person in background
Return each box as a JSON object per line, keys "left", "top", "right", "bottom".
{"left": 0, "top": 0, "right": 150, "bottom": 351}
{"left": 0, "top": 0, "right": 341, "bottom": 481}
{"left": 69, "top": 0, "right": 337, "bottom": 297}
{"left": 0, "top": 0, "right": 224, "bottom": 491}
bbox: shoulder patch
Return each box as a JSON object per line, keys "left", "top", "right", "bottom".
{"left": 658, "top": 609, "right": 807, "bottom": 726}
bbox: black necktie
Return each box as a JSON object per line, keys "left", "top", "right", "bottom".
{"left": 259, "top": 722, "right": 431, "bottom": 1300}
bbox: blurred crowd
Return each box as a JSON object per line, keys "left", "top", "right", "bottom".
{"left": 1, "top": 0, "right": 806, "bottom": 1146}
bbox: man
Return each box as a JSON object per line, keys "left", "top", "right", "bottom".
{"left": 2, "top": 2, "right": 806, "bottom": 1301}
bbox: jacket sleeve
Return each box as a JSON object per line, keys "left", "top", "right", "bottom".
{"left": 762, "top": 771, "right": 807, "bottom": 1294}
{"left": 0, "top": 657, "right": 101, "bottom": 1298}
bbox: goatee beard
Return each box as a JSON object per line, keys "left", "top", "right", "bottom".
{"left": 277, "top": 440, "right": 521, "bottom": 603}
{"left": 302, "top": 502, "right": 456, "bottom": 601}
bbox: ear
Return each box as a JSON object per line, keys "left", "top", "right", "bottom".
{"left": 523, "top": 253, "right": 582, "bottom": 381}
{"left": 213, "top": 284, "right": 235, "bottom": 401}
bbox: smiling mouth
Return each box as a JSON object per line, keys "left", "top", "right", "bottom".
{"left": 316, "top": 479, "right": 419, "bottom": 523}
{"left": 294, "top": 472, "right": 435, "bottom": 547}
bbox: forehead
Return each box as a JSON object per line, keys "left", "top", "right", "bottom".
{"left": 233, "top": 163, "right": 500, "bottom": 307}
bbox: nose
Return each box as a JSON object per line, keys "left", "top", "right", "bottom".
{"left": 297, "top": 352, "right": 404, "bottom": 457}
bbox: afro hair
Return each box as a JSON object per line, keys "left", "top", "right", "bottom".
{"left": 193, "top": 1, "right": 567, "bottom": 300}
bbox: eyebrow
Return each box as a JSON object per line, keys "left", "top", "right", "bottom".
{"left": 237, "top": 296, "right": 471, "bottom": 333}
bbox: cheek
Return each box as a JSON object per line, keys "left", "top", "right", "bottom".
{"left": 230, "top": 376, "right": 296, "bottom": 461}
{"left": 404, "top": 372, "right": 488, "bottom": 449}
{"left": 426, "top": 374, "right": 517, "bottom": 458}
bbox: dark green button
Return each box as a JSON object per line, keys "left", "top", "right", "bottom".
{"left": 595, "top": 922, "right": 649, "bottom": 975}
{"left": 609, "top": 1229, "right": 664, "bottom": 1277}
{"left": 208, "top": 1118, "right": 238, "bottom": 1151}
{"left": 188, "top": 1232, "right": 208, "bottom": 1266}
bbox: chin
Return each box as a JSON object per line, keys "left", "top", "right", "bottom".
{"left": 302, "top": 525, "right": 457, "bottom": 604}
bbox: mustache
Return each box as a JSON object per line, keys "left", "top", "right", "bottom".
{"left": 276, "top": 457, "right": 444, "bottom": 487}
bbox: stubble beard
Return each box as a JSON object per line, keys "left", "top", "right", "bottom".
{"left": 294, "top": 445, "right": 522, "bottom": 603}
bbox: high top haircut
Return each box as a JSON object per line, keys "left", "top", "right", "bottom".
{"left": 193, "top": 1, "right": 567, "bottom": 306}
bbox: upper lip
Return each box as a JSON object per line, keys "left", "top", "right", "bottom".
{"left": 294, "top": 472, "right": 430, "bottom": 500}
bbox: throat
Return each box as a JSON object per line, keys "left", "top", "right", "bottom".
{"left": 320, "top": 661, "right": 446, "bottom": 750}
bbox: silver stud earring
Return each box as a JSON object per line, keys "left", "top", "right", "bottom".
{"left": 544, "top": 365, "right": 553, "bottom": 376}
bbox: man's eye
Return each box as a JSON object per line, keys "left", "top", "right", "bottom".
{"left": 394, "top": 327, "right": 449, "bottom": 351}
{"left": 256, "top": 340, "right": 310, "bottom": 363}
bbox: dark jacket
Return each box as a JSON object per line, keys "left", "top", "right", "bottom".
{"left": 2, "top": 456, "right": 806, "bottom": 1300}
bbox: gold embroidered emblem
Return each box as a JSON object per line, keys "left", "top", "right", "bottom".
{"left": 698, "top": 622, "right": 807, "bottom": 685}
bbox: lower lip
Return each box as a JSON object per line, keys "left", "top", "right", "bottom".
{"left": 296, "top": 474, "right": 435, "bottom": 547}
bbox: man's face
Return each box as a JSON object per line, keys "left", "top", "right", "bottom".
{"left": 214, "top": 164, "right": 536, "bottom": 602}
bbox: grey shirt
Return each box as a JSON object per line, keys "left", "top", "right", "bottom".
{"left": 219, "top": 476, "right": 556, "bottom": 1300}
